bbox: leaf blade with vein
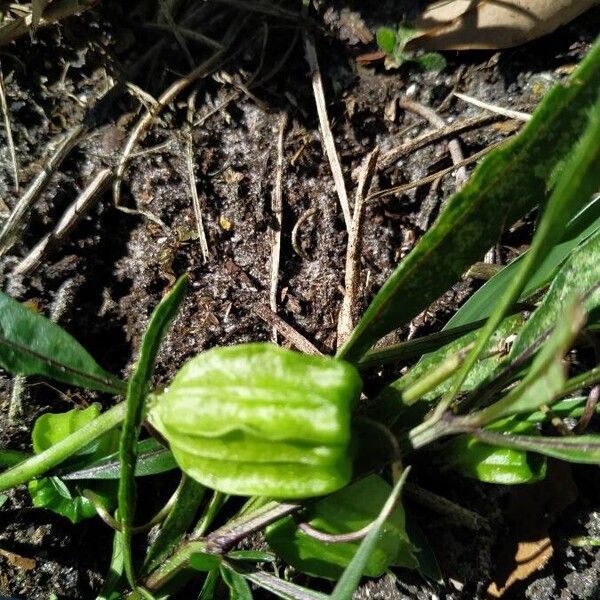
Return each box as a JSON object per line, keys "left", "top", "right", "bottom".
{"left": 338, "top": 35, "right": 600, "bottom": 363}
{"left": 0, "top": 291, "right": 125, "bottom": 394}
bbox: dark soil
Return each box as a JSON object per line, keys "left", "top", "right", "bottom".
{"left": 0, "top": 1, "right": 599, "bottom": 598}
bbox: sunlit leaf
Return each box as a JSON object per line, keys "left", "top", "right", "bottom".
{"left": 60, "top": 438, "right": 177, "bottom": 481}
{"left": 266, "top": 475, "right": 417, "bottom": 580}
{"left": 337, "top": 36, "right": 600, "bottom": 363}
{"left": 473, "top": 430, "right": 600, "bottom": 465}
{"left": 27, "top": 404, "right": 118, "bottom": 524}
{"left": 470, "top": 303, "right": 584, "bottom": 425}
{"left": 119, "top": 274, "right": 188, "bottom": 586}
{"left": 446, "top": 194, "right": 600, "bottom": 328}
{"left": 511, "top": 228, "right": 600, "bottom": 357}
{"left": 330, "top": 469, "right": 411, "bottom": 599}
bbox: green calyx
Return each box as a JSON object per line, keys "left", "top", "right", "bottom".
{"left": 149, "top": 343, "right": 362, "bottom": 498}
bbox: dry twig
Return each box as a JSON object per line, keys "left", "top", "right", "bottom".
{"left": 454, "top": 92, "right": 532, "bottom": 122}
{"left": 399, "top": 97, "right": 468, "bottom": 187}
{"left": 253, "top": 304, "right": 322, "bottom": 356}
{"left": 0, "top": 61, "right": 19, "bottom": 193}
{"left": 269, "top": 113, "right": 288, "bottom": 341}
{"left": 0, "top": 124, "right": 86, "bottom": 257}
{"left": 185, "top": 91, "right": 210, "bottom": 263}
{"left": 304, "top": 32, "right": 352, "bottom": 231}
{"left": 337, "top": 147, "right": 379, "bottom": 347}
{"left": 13, "top": 168, "right": 113, "bottom": 276}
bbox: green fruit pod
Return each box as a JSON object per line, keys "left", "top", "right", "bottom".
{"left": 149, "top": 343, "right": 362, "bottom": 498}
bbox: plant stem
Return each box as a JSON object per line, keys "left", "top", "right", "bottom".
{"left": 562, "top": 365, "right": 600, "bottom": 396}
{"left": 0, "top": 401, "right": 126, "bottom": 491}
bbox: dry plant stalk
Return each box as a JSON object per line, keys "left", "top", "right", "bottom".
{"left": 408, "top": 0, "right": 600, "bottom": 50}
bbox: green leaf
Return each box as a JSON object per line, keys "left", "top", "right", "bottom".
{"left": 265, "top": 475, "right": 417, "bottom": 580}
{"left": 376, "top": 27, "right": 396, "bottom": 54}
{"left": 60, "top": 438, "right": 177, "bottom": 481}
{"left": 473, "top": 430, "right": 600, "bottom": 465}
{"left": 372, "top": 315, "right": 523, "bottom": 424}
{"left": 443, "top": 418, "right": 547, "bottom": 485}
{"left": 27, "top": 405, "right": 119, "bottom": 524}
{"left": 97, "top": 526, "right": 126, "bottom": 600}
{"left": 404, "top": 512, "right": 443, "bottom": 584}
{"left": 0, "top": 291, "right": 125, "bottom": 394}
{"left": 189, "top": 553, "right": 222, "bottom": 572}
{"left": 337, "top": 36, "right": 600, "bottom": 363}
{"left": 142, "top": 476, "right": 205, "bottom": 575}
{"left": 32, "top": 404, "right": 118, "bottom": 460}
{"left": 220, "top": 564, "right": 253, "bottom": 600}
{"left": 446, "top": 194, "right": 600, "bottom": 329}
{"left": 0, "top": 449, "right": 30, "bottom": 469}
{"left": 417, "top": 52, "right": 446, "bottom": 71}
{"left": 445, "top": 91, "right": 600, "bottom": 406}
{"left": 28, "top": 476, "right": 99, "bottom": 523}
{"left": 118, "top": 274, "right": 188, "bottom": 586}
{"left": 227, "top": 551, "right": 276, "bottom": 563}
{"left": 511, "top": 229, "right": 600, "bottom": 357}
{"left": 331, "top": 469, "right": 411, "bottom": 599}
{"left": 470, "top": 303, "right": 584, "bottom": 425}
{"left": 0, "top": 493, "right": 8, "bottom": 508}
{"left": 238, "top": 568, "right": 329, "bottom": 600}
{"left": 199, "top": 570, "right": 220, "bottom": 600}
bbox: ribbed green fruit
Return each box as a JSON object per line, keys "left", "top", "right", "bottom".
{"left": 149, "top": 343, "right": 362, "bottom": 498}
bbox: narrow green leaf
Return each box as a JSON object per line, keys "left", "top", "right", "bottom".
{"left": 404, "top": 512, "right": 443, "bottom": 584}
{"left": 220, "top": 564, "right": 253, "bottom": 600}
{"left": 199, "top": 570, "right": 220, "bottom": 600}
{"left": 142, "top": 476, "right": 205, "bottom": 576}
{"left": 338, "top": 36, "right": 600, "bottom": 363}
{"left": 511, "top": 229, "right": 600, "bottom": 357}
{"left": 372, "top": 315, "right": 523, "bottom": 424}
{"left": 0, "top": 291, "right": 125, "bottom": 394}
{"left": 470, "top": 303, "right": 584, "bottom": 425}
{"left": 331, "top": 468, "right": 411, "bottom": 600}
{"left": 473, "top": 430, "right": 600, "bottom": 465}
{"left": 266, "top": 475, "right": 417, "bottom": 580}
{"left": 97, "top": 526, "right": 126, "bottom": 600}
{"left": 119, "top": 275, "right": 188, "bottom": 586}
{"left": 446, "top": 194, "right": 600, "bottom": 328}
{"left": 239, "top": 568, "right": 329, "bottom": 600}
{"left": 61, "top": 438, "right": 177, "bottom": 481}
{"left": 227, "top": 551, "right": 275, "bottom": 563}
{"left": 445, "top": 89, "right": 600, "bottom": 404}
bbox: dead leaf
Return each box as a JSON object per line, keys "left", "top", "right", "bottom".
{"left": 0, "top": 548, "right": 36, "bottom": 571}
{"left": 407, "top": 0, "right": 600, "bottom": 50}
